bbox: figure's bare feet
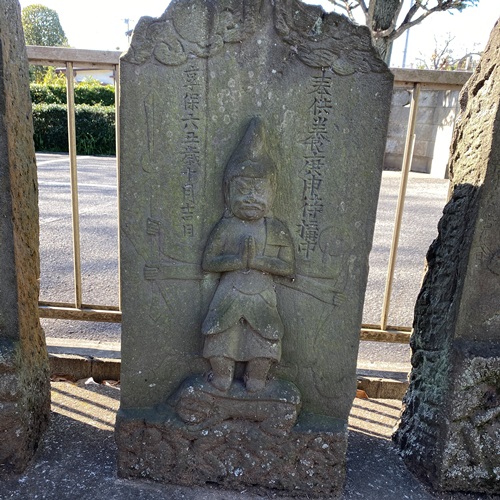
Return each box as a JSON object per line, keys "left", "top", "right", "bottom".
{"left": 209, "top": 373, "right": 232, "bottom": 392}
{"left": 245, "top": 357, "right": 271, "bottom": 392}
{"left": 208, "top": 356, "right": 234, "bottom": 392}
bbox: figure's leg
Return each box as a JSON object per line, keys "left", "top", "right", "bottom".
{"left": 245, "top": 357, "right": 272, "bottom": 392}
{"left": 208, "top": 356, "right": 235, "bottom": 391}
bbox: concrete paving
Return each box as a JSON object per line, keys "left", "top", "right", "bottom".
{"left": 2, "top": 381, "right": 497, "bottom": 500}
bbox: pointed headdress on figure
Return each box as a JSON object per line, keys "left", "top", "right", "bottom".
{"left": 223, "top": 117, "right": 277, "bottom": 207}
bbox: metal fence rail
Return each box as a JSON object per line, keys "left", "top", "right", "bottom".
{"left": 27, "top": 46, "right": 471, "bottom": 343}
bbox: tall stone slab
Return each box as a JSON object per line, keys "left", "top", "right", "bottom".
{"left": 116, "top": 0, "right": 392, "bottom": 495}
{"left": 394, "top": 20, "right": 500, "bottom": 494}
{"left": 0, "top": 0, "right": 50, "bottom": 473}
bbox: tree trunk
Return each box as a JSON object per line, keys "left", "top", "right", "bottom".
{"left": 370, "top": 0, "right": 402, "bottom": 30}
{"left": 369, "top": 0, "right": 402, "bottom": 64}
{"left": 373, "top": 37, "right": 393, "bottom": 64}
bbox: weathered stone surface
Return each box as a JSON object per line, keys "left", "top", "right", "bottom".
{"left": 168, "top": 375, "right": 302, "bottom": 434}
{"left": 393, "top": 20, "right": 500, "bottom": 494}
{"left": 118, "top": 0, "right": 392, "bottom": 494}
{"left": 0, "top": 0, "right": 50, "bottom": 474}
{"left": 439, "top": 351, "right": 500, "bottom": 492}
{"left": 116, "top": 399, "right": 347, "bottom": 498}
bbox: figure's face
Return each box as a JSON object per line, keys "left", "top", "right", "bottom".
{"left": 229, "top": 176, "right": 272, "bottom": 221}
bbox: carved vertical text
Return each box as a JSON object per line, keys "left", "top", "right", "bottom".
{"left": 179, "top": 63, "right": 203, "bottom": 238}
{"left": 297, "top": 71, "right": 332, "bottom": 259}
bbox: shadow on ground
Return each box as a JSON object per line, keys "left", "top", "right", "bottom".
{"left": 1, "top": 383, "right": 497, "bottom": 500}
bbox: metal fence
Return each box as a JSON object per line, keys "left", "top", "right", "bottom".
{"left": 28, "top": 46, "right": 121, "bottom": 324}
{"left": 27, "top": 46, "right": 471, "bottom": 344}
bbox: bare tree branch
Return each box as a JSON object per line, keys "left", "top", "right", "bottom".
{"left": 434, "top": 34, "right": 455, "bottom": 69}
{"left": 322, "top": 0, "right": 479, "bottom": 61}
{"left": 357, "top": 0, "right": 369, "bottom": 16}
{"left": 415, "top": 32, "right": 481, "bottom": 70}
{"left": 375, "top": 0, "right": 476, "bottom": 43}
{"left": 325, "top": 0, "right": 365, "bottom": 22}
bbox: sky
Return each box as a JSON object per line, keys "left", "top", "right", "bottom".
{"left": 18, "top": 0, "right": 500, "bottom": 68}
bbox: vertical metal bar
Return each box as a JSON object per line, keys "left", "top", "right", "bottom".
{"left": 380, "top": 83, "right": 421, "bottom": 331}
{"left": 66, "top": 61, "right": 83, "bottom": 309}
{"left": 114, "top": 63, "right": 122, "bottom": 311}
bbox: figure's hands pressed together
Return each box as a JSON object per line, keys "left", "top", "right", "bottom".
{"left": 240, "top": 235, "right": 256, "bottom": 270}
{"left": 240, "top": 236, "right": 249, "bottom": 268}
{"left": 246, "top": 236, "right": 256, "bottom": 268}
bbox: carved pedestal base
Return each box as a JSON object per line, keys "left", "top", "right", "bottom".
{"left": 116, "top": 376, "right": 347, "bottom": 497}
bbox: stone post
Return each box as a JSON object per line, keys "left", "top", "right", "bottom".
{"left": 0, "top": 0, "right": 50, "bottom": 473}
{"left": 393, "top": 20, "right": 500, "bottom": 494}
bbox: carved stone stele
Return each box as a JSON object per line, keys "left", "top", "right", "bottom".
{"left": 117, "top": 0, "right": 393, "bottom": 495}
{"left": 393, "top": 20, "right": 500, "bottom": 494}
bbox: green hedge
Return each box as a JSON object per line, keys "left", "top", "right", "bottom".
{"left": 32, "top": 103, "right": 116, "bottom": 155}
{"left": 30, "top": 82, "right": 115, "bottom": 106}
{"left": 30, "top": 83, "right": 67, "bottom": 104}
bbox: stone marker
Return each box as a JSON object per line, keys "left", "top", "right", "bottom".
{"left": 0, "top": 0, "right": 50, "bottom": 474}
{"left": 116, "top": 0, "right": 393, "bottom": 495}
{"left": 393, "top": 20, "right": 500, "bottom": 494}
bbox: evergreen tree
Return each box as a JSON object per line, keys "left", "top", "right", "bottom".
{"left": 22, "top": 4, "right": 68, "bottom": 82}
{"left": 22, "top": 4, "right": 68, "bottom": 47}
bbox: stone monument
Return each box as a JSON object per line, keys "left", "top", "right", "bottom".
{"left": 116, "top": 0, "right": 393, "bottom": 495}
{"left": 393, "top": 20, "right": 500, "bottom": 494}
{"left": 0, "top": 0, "right": 51, "bottom": 473}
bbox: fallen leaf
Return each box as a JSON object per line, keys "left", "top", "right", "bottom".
{"left": 356, "top": 389, "right": 369, "bottom": 399}
{"left": 51, "top": 375, "right": 73, "bottom": 383}
{"left": 103, "top": 380, "right": 120, "bottom": 388}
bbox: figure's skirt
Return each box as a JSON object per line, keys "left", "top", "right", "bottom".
{"left": 203, "top": 321, "right": 281, "bottom": 361}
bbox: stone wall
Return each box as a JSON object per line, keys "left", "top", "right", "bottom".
{"left": 384, "top": 88, "right": 460, "bottom": 177}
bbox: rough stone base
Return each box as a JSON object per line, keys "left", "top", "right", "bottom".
{"left": 0, "top": 339, "right": 50, "bottom": 474}
{"left": 438, "top": 352, "right": 500, "bottom": 493}
{"left": 116, "top": 376, "right": 347, "bottom": 497}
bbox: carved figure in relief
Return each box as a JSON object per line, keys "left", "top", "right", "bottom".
{"left": 202, "top": 118, "right": 295, "bottom": 392}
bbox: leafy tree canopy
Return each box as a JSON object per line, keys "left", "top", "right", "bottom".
{"left": 325, "top": 0, "right": 480, "bottom": 62}
{"left": 22, "top": 4, "right": 68, "bottom": 47}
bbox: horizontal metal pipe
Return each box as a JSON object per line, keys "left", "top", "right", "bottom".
{"left": 361, "top": 322, "right": 412, "bottom": 333}
{"left": 39, "top": 301, "right": 119, "bottom": 311}
{"left": 39, "top": 305, "right": 121, "bottom": 323}
{"left": 360, "top": 328, "right": 412, "bottom": 344}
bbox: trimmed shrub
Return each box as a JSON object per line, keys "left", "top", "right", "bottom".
{"left": 30, "top": 83, "right": 65, "bottom": 104}
{"left": 32, "top": 103, "right": 67, "bottom": 151}
{"left": 30, "top": 82, "right": 115, "bottom": 106}
{"left": 32, "top": 103, "right": 116, "bottom": 155}
{"left": 75, "top": 82, "right": 115, "bottom": 106}
{"left": 74, "top": 104, "right": 116, "bottom": 154}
